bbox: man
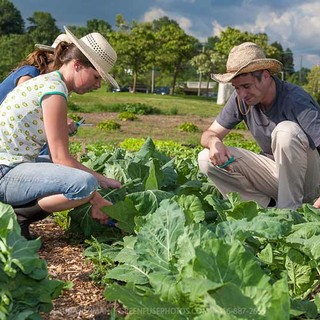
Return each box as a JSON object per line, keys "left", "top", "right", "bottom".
{"left": 198, "top": 42, "right": 320, "bottom": 210}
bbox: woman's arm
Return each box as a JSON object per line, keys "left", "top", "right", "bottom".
{"left": 42, "top": 94, "right": 121, "bottom": 189}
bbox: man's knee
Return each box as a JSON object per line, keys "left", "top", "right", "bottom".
{"left": 271, "top": 121, "right": 309, "bottom": 151}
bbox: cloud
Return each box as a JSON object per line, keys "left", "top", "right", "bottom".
{"left": 143, "top": 7, "right": 193, "bottom": 34}
{"left": 211, "top": 1, "right": 320, "bottom": 69}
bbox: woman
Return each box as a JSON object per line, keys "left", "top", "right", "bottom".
{"left": 0, "top": 27, "right": 121, "bottom": 240}
{"left": 0, "top": 34, "right": 78, "bottom": 153}
{"left": 0, "top": 34, "right": 69, "bottom": 103}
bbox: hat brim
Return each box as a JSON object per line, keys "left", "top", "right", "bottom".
{"left": 64, "top": 27, "right": 119, "bottom": 88}
{"left": 211, "top": 59, "right": 282, "bottom": 83}
{"left": 34, "top": 44, "right": 54, "bottom": 52}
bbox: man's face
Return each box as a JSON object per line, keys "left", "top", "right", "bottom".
{"left": 231, "top": 71, "right": 267, "bottom": 106}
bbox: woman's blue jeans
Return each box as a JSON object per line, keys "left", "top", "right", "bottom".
{"left": 0, "top": 162, "right": 99, "bottom": 207}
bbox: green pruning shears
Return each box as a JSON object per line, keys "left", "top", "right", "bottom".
{"left": 217, "top": 156, "right": 235, "bottom": 168}
{"left": 69, "top": 117, "right": 85, "bottom": 136}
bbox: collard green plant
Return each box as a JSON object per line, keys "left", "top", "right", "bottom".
{"left": 67, "top": 137, "right": 320, "bottom": 319}
{"left": 0, "top": 203, "right": 65, "bottom": 319}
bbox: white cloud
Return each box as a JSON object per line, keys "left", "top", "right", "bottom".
{"left": 215, "top": 2, "right": 320, "bottom": 69}
{"left": 143, "top": 7, "right": 193, "bottom": 35}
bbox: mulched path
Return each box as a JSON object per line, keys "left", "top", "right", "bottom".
{"left": 32, "top": 218, "right": 126, "bottom": 320}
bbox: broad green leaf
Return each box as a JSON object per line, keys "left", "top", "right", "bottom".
{"left": 285, "top": 249, "right": 315, "bottom": 298}
{"left": 175, "top": 223, "right": 215, "bottom": 273}
{"left": 192, "top": 239, "right": 270, "bottom": 288}
{"left": 133, "top": 137, "right": 156, "bottom": 164}
{"left": 258, "top": 243, "right": 273, "bottom": 265}
{"left": 135, "top": 199, "right": 185, "bottom": 273}
{"left": 175, "top": 194, "right": 205, "bottom": 224}
{"left": 103, "top": 198, "right": 139, "bottom": 233}
{"left": 104, "top": 283, "right": 188, "bottom": 320}
{"left": 127, "top": 161, "right": 149, "bottom": 182}
{"left": 128, "top": 190, "right": 173, "bottom": 217}
{"left": 105, "top": 264, "right": 149, "bottom": 285}
{"left": 286, "top": 223, "right": 320, "bottom": 261}
{"left": 145, "top": 159, "right": 163, "bottom": 190}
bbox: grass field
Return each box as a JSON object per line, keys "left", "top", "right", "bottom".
{"left": 69, "top": 85, "right": 222, "bottom": 117}
{"left": 68, "top": 85, "right": 225, "bottom": 147}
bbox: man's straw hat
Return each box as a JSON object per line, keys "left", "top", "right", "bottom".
{"left": 211, "top": 42, "right": 282, "bottom": 83}
{"left": 35, "top": 34, "right": 71, "bottom": 52}
{"left": 64, "top": 26, "right": 119, "bottom": 88}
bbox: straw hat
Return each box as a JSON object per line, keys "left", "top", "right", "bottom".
{"left": 211, "top": 42, "right": 282, "bottom": 83}
{"left": 35, "top": 34, "right": 71, "bottom": 52}
{"left": 64, "top": 26, "right": 119, "bottom": 88}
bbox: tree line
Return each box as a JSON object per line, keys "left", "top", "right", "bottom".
{"left": 1, "top": 0, "right": 319, "bottom": 100}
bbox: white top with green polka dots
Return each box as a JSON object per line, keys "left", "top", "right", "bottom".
{"left": 0, "top": 70, "right": 68, "bottom": 166}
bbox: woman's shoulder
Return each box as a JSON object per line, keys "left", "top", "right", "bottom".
{"left": 12, "top": 65, "right": 40, "bottom": 77}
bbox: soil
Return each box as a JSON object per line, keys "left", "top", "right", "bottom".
{"left": 72, "top": 112, "right": 216, "bottom": 146}
{"left": 35, "top": 218, "right": 126, "bottom": 320}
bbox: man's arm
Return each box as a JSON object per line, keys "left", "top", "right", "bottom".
{"left": 200, "top": 120, "right": 232, "bottom": 166}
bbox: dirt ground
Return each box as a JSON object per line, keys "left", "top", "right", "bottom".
{"left": 72, "top": 112, "right": 215, "bottom": 146}
{"left": 34, "top": 218, "right": 126, "bottom": 320}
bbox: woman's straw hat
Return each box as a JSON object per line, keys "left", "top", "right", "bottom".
{"left": 35, "top": 34, "right": 71, "bottom": 52}
{"left": 64, "top": 26, "right": 119, "bottom": 88}
{"left": 211, "top": 42, "right": 282, "bottom": 83}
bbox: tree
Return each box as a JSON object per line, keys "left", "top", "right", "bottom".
{"left": 286, "top": 68, "right": 310, "bottom": 86}
{"left": 153, "top": 17, "right": 198, "bottom": 95}
{"left": 26, "top": 11, "right": 60, "bottom": 46}
{"left": 190, "top": 45, "right": 218, "bottom": 96}
{"left": 270, "top": 41, "right": 294, "bottom": 79}
{"left": 110, "top": 19, "right": 156, "bottom": 92}
{"left": 67, "top": 19, "right": 112, "bottom": 38}
{"left": 0, "top": 33, "right": 34, "bottom": 80}
{"left": 304, "top": 66, "right": 320, "bottom": 103}
{"left": 0, "top": 0, "right": 24, "bottom": 35}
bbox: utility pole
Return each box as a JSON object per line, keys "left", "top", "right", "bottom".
{"left": 197, "top": 43, "right": 205, "bottom": 97}
{"left": 299, "top": 55, "right": 303, "bottom": 84}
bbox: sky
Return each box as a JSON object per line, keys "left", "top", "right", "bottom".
{"left": 10, "top": 0, "right": 320, "bottom": 71}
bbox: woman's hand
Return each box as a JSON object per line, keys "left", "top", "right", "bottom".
{"left": 90, "top": 191, "right": 113, "bottom": 224}
{"left": 313, "top": 197, "right": 320, "bottom": 208}
{"left": 67, "top": 118, "right": 77, "bottom": 136}
{"left": 98, "top": 177, "right": 122, "bottom": 190}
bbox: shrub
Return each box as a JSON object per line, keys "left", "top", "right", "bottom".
{"left": 118, "top": 111, "right": 138, "bottom": 121}
{"left": 97, "top": 120, "right": 121, "bottom": 131}
{"left": 179, "top": 122, "right": 199, "bottom": 133}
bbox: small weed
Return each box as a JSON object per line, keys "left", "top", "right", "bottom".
{"left": 118, "top": 111, "right": 138, "bottom": 121}
{"left": 97, "top": 120, "right": 121, "bottom": 131}
{"left": 179, "top": 122, "right": 199, "bottom": 133}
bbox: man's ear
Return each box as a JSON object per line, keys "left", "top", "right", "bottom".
{"left": 263, "top": 69, "right": 271, "bottom": 79}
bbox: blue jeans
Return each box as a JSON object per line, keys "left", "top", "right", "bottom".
{"left": 0, "top": 162, "right": 99, "bottom": 206}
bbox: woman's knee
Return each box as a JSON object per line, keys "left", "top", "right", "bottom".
{"left": 64, "top": 171, "right": 99, "bottom": 200}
